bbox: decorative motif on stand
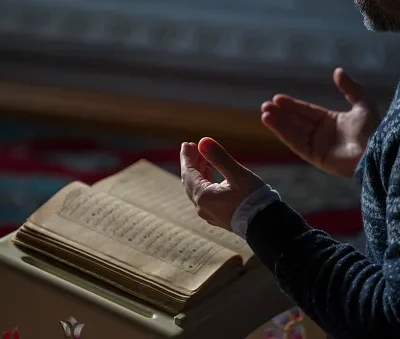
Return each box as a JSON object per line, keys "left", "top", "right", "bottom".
{"left": 263, "top": 307, "right": 305, "bottom": 339}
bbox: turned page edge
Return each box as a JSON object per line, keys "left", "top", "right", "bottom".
{"left": 27, "top": 181, "right": 90, "bottom": 227}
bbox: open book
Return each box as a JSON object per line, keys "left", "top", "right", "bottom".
{"left": 13, "top": 160, "right": 258, "bottom": 314}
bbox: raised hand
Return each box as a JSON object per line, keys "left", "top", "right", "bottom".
{"left": 180, "top": 137, "right": 265, "bottom": 230}
{"left": 261, "top": 68, "right": 381, "bottom": 177}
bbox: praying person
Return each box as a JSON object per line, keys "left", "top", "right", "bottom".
{"left": 180, "top": 1, "right": 400, "bottom": 337}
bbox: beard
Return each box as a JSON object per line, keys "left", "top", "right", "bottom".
{"left": 354, "top": 0, "right": 400, "bottom": 31}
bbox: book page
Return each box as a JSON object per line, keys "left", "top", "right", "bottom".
{"left": 28, "top": 182, "right": 241, "bottom": 292}
{"left": 92, "top": 160, "right": 254, "bottom": 262}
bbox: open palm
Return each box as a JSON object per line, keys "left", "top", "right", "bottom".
{"left": 261, "top": 68, "right": 381, "bottom": 177}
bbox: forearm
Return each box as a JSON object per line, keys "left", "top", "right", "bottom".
{"left": 245, "top": 201, "right": 400, "bottom": 338}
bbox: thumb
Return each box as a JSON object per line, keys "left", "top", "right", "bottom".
{"left": 198, "top": 137, "right": 246, "bottom": 183}
{"left": 333, "top": 68, "right": 366, "bottom": 105}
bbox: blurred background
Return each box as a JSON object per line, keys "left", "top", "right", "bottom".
{"left": 1, "top": 0, "right": 400, "bottom": 337}
{"left": 1, "top": 0, "right": 399, "bottom": 245}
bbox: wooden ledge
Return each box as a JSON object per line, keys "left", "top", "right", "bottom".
{"left": 0, "top": 80, "right": 290, "bottom": 153}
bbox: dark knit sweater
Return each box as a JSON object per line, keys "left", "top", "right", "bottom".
{"left": 246, "top": 84, "right": 400, "bottom": 338}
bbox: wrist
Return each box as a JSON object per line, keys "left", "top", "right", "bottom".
{"left": 231, "top": 185, "right": 281, "bottom": 239}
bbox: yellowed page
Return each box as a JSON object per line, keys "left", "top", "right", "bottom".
{"left": 27, "top": 181, "right": 241, "bottom": 292}
{"left": 92, "top": 160, "right": 253, "bottom": 262}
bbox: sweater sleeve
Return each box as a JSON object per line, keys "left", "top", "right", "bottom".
{"left": 246, "top": 182, "right": 400, "bottom": 337}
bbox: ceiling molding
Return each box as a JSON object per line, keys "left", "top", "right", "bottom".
{"left": 0, "top": 0, "right": 398, "bottom": 110}
{"left": 0, "top": 1, "right": 398, "bottom": 78}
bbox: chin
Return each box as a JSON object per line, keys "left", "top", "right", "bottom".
{"left": 355, "top": 0, "right": 400, "bottom": 32}
{"left": 362, "top": 15, "right": 389, "bottom": 32}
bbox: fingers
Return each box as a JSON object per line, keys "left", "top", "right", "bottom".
{"left": 180, "top": 142, "right": 211, "bottom": 204}
{"left": 181, "top": 143, "right": 218, "bottom": 224}
{"left": 333, "top": 67, "right": 365, "bottom": 105}
{"left": 180, "top": 142, "right": 199, "bottom": 172}
{"left": 190, "top": 142, "right": 207, "bottom": 176}
{"left": 188, "top": 142, "right": 214, "bottom": 182}
{"left": 262, "top": 113, "right": 310, "bottom": 156}
{"left": 269, "top": 94, "right": 326, "bottom": 123}
{"left": 261, "top": 101, "right": 312, "bottom": 156}
{"left": 262, "top": 101, "right": 315, "bottom": 134}
{"left": 197, "top": 137, "right": 246, "bottom": 183}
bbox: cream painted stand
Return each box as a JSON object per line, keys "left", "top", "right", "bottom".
{"left": 0, "top": 232, "right": 292, "bottom": 339}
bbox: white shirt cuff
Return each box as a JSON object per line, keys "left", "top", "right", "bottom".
{"left": 231, "top": 185, "right": 281, "bottom": 239}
